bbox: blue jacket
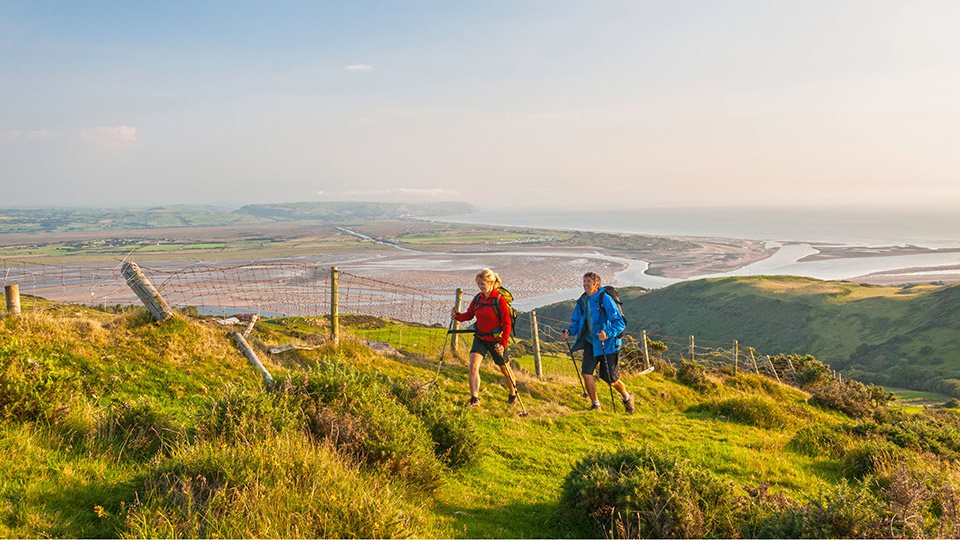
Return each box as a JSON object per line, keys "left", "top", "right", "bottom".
{"left": 567, "top": 289, "right": 625, "bottom": 356}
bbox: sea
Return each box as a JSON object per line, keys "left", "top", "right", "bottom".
{"left": 434, "top": 206, "right": 960, "bottom": 309}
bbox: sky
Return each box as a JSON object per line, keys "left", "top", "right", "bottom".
{"left": 2, "top": 0, "right": 959, "bottom": 210}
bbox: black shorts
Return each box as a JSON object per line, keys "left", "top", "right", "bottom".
{"left": 582, "top": 341, "right": 620, "bottom": 384}
{"left": 470, "top": 336, "right": 508, "bottom": 367}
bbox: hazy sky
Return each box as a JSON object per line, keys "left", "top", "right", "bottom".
{"left": 2, "top": 1, "right": 959, "bottom": 210}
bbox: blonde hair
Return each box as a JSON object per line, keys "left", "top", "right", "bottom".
{"left": 475, "top": 268, "right": 502, "bottom": 289}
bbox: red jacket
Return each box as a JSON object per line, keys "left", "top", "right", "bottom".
{"left": 455, "top": 290, "right": 511, "bottom": 348}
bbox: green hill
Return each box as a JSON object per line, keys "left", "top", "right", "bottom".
{"left": 3, "top": 304, "right": 960, "bottom": 537}
{"left": 531, "top": 276, "right": 960, "bottom": 397}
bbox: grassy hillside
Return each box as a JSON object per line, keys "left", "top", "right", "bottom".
{"left": 3, "top": 304, "right": 960, "bottom": 537}
{"left": 534, "top": 276, "right": 960, "bottom": 397}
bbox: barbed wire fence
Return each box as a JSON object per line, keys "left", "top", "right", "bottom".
{"left": 1, "top": 257, "right": 822, "bottom": 389}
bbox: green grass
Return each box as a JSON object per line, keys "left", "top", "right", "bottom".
{"left": 535, "top": 276, "right": 960, "bottom": 399}
{"left": 3, "top": 305, "right": 960, "bottom": 537}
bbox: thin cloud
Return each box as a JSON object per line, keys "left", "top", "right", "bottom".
{"left": 81, "top": 125, "right": 138, "bottom": 148}
{"left": 0, "top": 129, "right": 58, "bottom": 143}
{"left": 344, "top": 64, "right": 374, "bottom": 71}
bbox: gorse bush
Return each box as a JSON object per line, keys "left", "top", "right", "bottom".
{"left": 810, "top": 379, "right": 893, "bottom": 418}
{"left": 562, "top": 444, "right": 960, "bottom": 539}
{"left": 841, "top": 439, "right": 905, "bottom": 480}
{"left": 559, "top": 445, "right": 741, "bottom": 538}
{"left": 195, "top": 388, "right": 301, "bottom": 443}
{"left": 790, "top": 355, "right": 834, "bottom": 391}
{"left": 274, "top": 365, "right": 445, "bottom": 489}
{"left": 676, "top": 361, "right": 719, "bottom": 393}
{"left": 862, "top": 408, "right": 960, "bottom": 461}
{"left": 390, "top": 378, "right": 482, "bottom": 467}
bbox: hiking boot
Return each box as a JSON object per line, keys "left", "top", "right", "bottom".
{"left": 622, "top": 393, "right": 636, "bottom": 415}
{"left": 588, "top": 403, "right": 601, "bottom": 411}
{"left": 468, "top": 397, "right": 481, "bottom": 409}
{"left": 507, "top": 394, "right": 518, "bottom": 405}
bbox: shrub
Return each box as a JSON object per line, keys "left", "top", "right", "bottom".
{"left": 0, "top": 342, "right": 83, "bottom": 423}
{"left": 676, "top": 361, "right": 718, "bottom": 393}
{"left": 559, "top": 446, "right": 741, "bottom": 538}
{"left": 276, "top": 366, "right": 443, "bottom": 490}
{"left": 791, "top": 355, "right": 834, "bottom": 391}
{"left": 868, "top": 408, "right": 960, "bottom": 461}
{"left": 841, "top": 439, "right": 904, "bottom": 480}
{"left": 753, "top": 480, "right": 886, "bottom": 538}
{"left": 391, "top": 379, "right": 482, "bottom": 467}
{"left": 692, "top": 396, "right": 795, "bottom": 429}
{"left": 810, "top": 379, "right": 893, "bottom": 418}
{"left": 195, "top": 388, "right": 300, "bottom": 443}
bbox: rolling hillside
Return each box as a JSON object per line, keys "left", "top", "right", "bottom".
{"left": 5, "top": 302, "right": 960, "bottom": 537}
{"left": 531, "top": 276, "right": 960, "bottom": 397}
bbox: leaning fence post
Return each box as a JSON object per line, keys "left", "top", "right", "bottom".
{"left": 786, "top": 355, "right": 797, "bottom": 383}
{"left": 750, "top": 348, "right": 759, "bottom": 374}
{"left": 121, "top": 262, "right": 174, "bottom": 322}
{"left": 451, "top": 288, "right": 463, "bottom": 355}
{"left": 733, "top": 340, "right": 739, "bottom": 376}
{"left": 767, "top": 355, "right": 782, "bottom": 384}
{"left": 242, "top": 314, "right": 259, "bottom": 338}
{"left": 330, "top": 267, "right": 339, "bottom": 346}
{"left": 232, "top": 331, "right": 274, "bottom": 383}
{"left": 531, "top": 310, "right": 543, "bottom": 378}
{"left": 4, "top": 285, "right": 21, "bottom": 316}
{"left": 642, "top": 330, "right": 651, "bottom": 370}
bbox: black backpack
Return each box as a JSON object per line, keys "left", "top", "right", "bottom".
{"left": 598, "top": 286, "right": 627, "bottom": 339}
{"left": 470, "top": 287, "right": 517, "bottom": 339}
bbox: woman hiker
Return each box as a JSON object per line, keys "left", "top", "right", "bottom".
{"left": 451, "top": 268, "right": 517, "bottom": 408}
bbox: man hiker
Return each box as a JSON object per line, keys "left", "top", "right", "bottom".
{"left": 562, "top": 272, "right": 636, "bottom": 414}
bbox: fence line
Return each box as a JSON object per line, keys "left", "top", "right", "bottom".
{"left": 1, "top": 257, "right": 820, "bottom": 389}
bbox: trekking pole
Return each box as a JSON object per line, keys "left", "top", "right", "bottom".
{"left": 563, "top": 336, "right": 588, "bottom": 398}
{"left": 600, "top": 337, "right": 617, "bottom": 412}
{"left": 428, "top": 318, "right": 458, "bottom": 387}
{"left": 503, "top": 362, "right": 529, "bottom": 416}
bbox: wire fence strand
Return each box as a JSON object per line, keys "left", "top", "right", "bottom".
{"left": 1, "top": 257, "right": 828, "bottom": 389}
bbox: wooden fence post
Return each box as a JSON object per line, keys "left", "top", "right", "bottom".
{"left": 398, "top": 324, "right": 403, "bottom": 349}
{"left": 330, "top": 267, "right": 339, "bottom": 346}
{"left": 531, "top": 310, "right": 543, "bottom": 377}
{"left": 451, "top": 288, "right": 463, "bottom": 355}
{"left": 242, "top": 314, "right": 259, "bottom": 338}
{"left": 232, "top": 331, "right": 274, "bottom": 383}
{"left": 4, "top": 285, "right": 21, "bottom": 316}
{"left": 786, "top": 355, "right": 797, "bottom": 383}
{"left": 642, "top": 330, "right": 651, "bottom": 370}
{"left": 121, "top": 262, "right": 174, "bottom": 322}
{"left": 767, "top": 355, "right": 782, "bottom": 384}
{"left": 689, "top": 335, "right": 695, "bottom": 361}
{"left": 750, "top": 348, "right": 759, "bottom": 374}
{"left": 733, "top": 340, "right": 739, "bottom": 375}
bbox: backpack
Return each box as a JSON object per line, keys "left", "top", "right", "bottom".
{"left": 470, "top": 287, "right": 517, "bottom": 339}
{"left": 598, "top": 286, "right": 627, "bottom": 339}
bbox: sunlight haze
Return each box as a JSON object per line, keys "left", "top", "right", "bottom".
{"left": 2, "top": 0, "right": 958, "bottom": 210}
